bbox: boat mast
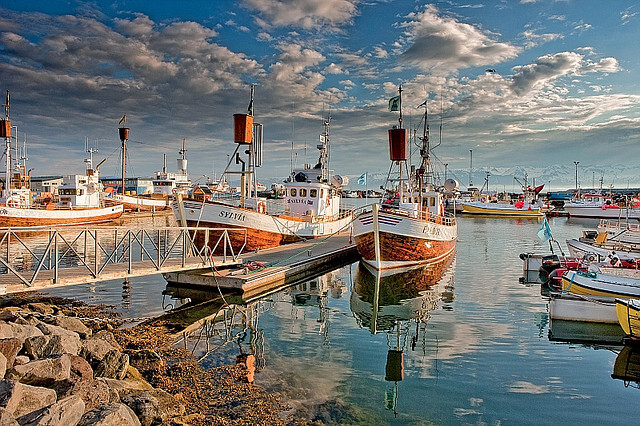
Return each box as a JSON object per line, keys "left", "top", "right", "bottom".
{"left": 118, "top": 114, "right": 129, "bottom": 195}
{"left": 2, "top": 91, "right": 11, "bottom": 198}
{"left": 398, "top": 86, "right": 404, "bottom": 203}
{"left": 319, "top": 112, "right": 331, "bottom": 183}
{"left": 417, "top": 99, "right": 431, "bottom": 207}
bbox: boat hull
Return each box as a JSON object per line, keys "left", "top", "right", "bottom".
{"left": 561, "top": 270, "right": 640, "bottom": 298}
{"left": 564, "top": 206, "right": 640, "bottom": 219}
{"left": 616, "top": 298, "right": 640, "bottom": 337}
{"left": 549, "top": 292, "right": 618, "bottom": 323}
{"left": 353, "top": 210, "right": 457, "bottom": 270}
{"left": 113, "top": 194, "right": 169, "bottom": 212}
{"left": 566, "top": 238, "right": 640, "bottom": 261}
{"left": 460, "top": 202, "right": 543, "bottom": 217}
{"left": 173, "top": 200, "right": 353, "bottom": 253}
{"left": 0, "top": 205, "right": 124, "bottom": 227}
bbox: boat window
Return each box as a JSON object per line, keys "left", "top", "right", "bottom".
{"left": 291, "top": 188, "right": 297, "bottom": 197}
{"left": 300, "top": 189, "right": 307, "bottom": 197}
{"left": 78, "top": 189, "right": 84, "bottom": 196}
{"left": 431, "top": 198, "right": 435, "bottom": 206}
{"left": 321, "top": 189, "right": 324, "bottom": 197}
{"left": 310, "top": 189, "right": 317, "bottom": 197}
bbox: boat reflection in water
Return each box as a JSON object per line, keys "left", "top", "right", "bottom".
{"left": 350, "top": 252, "right": 455, "bottom": 416}
{"left": 612, "top": 345, "right": 640, "bottom": 389}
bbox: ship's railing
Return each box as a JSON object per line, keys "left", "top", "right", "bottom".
{"left": 0, "top": 225, "right": 245, "bottom": 289}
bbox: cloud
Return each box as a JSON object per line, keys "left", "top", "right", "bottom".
{"left": 243, "top": 0, "right": 359, "bottom": 30}
{"left": 521, "top": 29, "right": 563, "bottom": 49}
{"left": 398, "top": 5, "right": 521, "bottom": 73}
{"left": 510, "top": 52, "right": 620, "bottom": 96}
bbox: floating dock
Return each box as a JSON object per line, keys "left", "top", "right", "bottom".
{"left": 164, "top": 233, "right": 358, "bottom": 301}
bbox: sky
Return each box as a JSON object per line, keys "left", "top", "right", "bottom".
{"left": 0, "top": 0, "right": 639, "bottom": 190}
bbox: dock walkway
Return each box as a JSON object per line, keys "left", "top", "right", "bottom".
{"left": 164, "top": 232, "right": 358, "bottom": 301}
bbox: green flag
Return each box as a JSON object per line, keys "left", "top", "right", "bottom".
{"left": 388, "top": 95, "right": 400, "bottom": 112}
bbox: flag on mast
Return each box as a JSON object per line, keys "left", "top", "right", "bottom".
{"left": 537, "top": 216, "right": 552, "bottom": 242}
{"left": 388, "top": 96, "right": 400, "bottom": 112}
{"left": 357, "top": 173, "right": 367, "bottom": 185}
{"left": 118, "top": 114, "right": 126, "bottom": 125}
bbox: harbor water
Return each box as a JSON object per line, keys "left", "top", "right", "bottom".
{"left": 44, "top": 213, "right": 640, "bottom": 424}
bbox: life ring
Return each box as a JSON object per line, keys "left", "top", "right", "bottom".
{"left": 585, "top": 253, "right": 597, "bottom": 262}
{"left": 258, "top": 203, "right": 265, "bottom": 214}
{"left": 7, "top": 199, "right": 18, "bottom": 208}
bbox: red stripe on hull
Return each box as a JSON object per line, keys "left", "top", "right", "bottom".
{"left": 0, "top": 211, "right": 123, "bottom": 227}
{"left": 355, "top": 231, "right": 456, "bottom": 264}
{"left": 186, "top": 221, "right": 303, "bottom": 254}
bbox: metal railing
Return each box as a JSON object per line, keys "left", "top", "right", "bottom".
{"left": 0, "top": 225, "right": 246, "bottom": 288}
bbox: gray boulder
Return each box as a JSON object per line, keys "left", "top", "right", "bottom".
{"left": 95, "top": 350, "right": 129, "bottom": 380}
{"left": 81, "top": 332, "right": 121, "bottom": 366}
{"left": 0, "top": 323, "right": 44, "bottom": 344}
{"left": 6, "top": 354, "right": 71, "bottom": 386}
{"left": 16, "top": 394, "right": 85, "bottom": 426}
{"left": 24, "top": 336, "right": 50, "bottom": 359}
{"left": 0, "top": 379, "right": 57, "bottom": 418}
{"left": 78, "top": 402, "right": 141, "bottom": 426}
{"left": 52, "top": 317, "right": 92, "bottom": 339}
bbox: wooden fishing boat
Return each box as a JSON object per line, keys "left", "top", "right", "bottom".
{"left": 353, "top": 88, "right": 457, "bottom": 270}
{"left": 460, "top": 200, "right": 543, "bottom": 217}
{"left": 173, "top": 87, "right": 353, "bottom": 253}
{"left": 616, "top": 298, "right": 640, "bottom": 338}
{"left": 0, "top": 92, "right": 123, "bottom": 227}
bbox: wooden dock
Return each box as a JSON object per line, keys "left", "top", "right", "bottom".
{"left": 164, "top": 233, "right": 358, "bottom": 301}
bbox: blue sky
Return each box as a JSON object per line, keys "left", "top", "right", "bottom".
{"left": 1, "top": 0, "right": 639, "bottom": 190}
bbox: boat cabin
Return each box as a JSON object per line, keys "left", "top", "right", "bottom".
{"left": 58, "top": 173, "right": 101, "bottom": 209}
{"left": 284, "top": 181, "right": 340, "bottom": 218}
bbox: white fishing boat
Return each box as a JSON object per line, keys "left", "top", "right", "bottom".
{"left": 597, "top": 219, "right": 640, "bottom": 245}
{"left": 549, "top": 292, "right": 619, "bottom": 323}
{"left": 152, "top": 138, "right": 193, "bottom": 197}
{"left": 563, "top": 193, "right": 640, "bottom": 219}
{"left": 0, "top": 91, "right": 123, "bottom": 227}
{"left": 566, "top": 233, "right": 640, "bottom": 262}
{"left": 353, "top": 88, "right": 457, "bottom": 270}
{"left": 172, "top": 87, "right": 353, "bottom": 253}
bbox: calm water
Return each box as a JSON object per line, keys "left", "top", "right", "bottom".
{"left": 44, "top": 214, "right": 640, "bottom": 424}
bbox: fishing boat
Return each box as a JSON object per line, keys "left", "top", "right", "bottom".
{"left": 563, "top": 192, "right": 640, "bottom": 219}
{"left": 566, "top": 231, "right": 640, "bottom": 262}
{"left": 616, "top": 298, "right": 640, "bottom": 338}
{"left": 549, "top": 292, "right": 619, "bottom": 323}
{"left": 561, "top": 269, "right": 640, "bottom": 298}
{"left": 459, "top": 177, "right": 544, "bottom": 217}
{"left": 152, "top": 138, "right": 193, "bottom": 198}
{"left": 0, "top": 91, "right": 123, "bottom": 227}
{"left": 172, "top": 87, "right": 353, "bottom": 253}
{"left": 353, "top": 87, "right": 457, "bottom": 270}
{"left": 597, "top": 219, "right": 640, "bottom": 245}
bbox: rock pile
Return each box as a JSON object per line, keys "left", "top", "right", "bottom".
{"left": 0, "top": 301, "right": 188, "bottom": 425}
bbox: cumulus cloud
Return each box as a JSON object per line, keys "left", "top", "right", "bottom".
{"left": 243, "top": 0, "right": 359, "bottom": 30}
{"left": 511, "top": 52, "right": 619, "bottom": 95}
{"left": 398, "top": 5, "right": 520, "bottom": 73}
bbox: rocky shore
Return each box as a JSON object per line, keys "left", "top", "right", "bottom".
{"left": 0, "top": 293, "right": 299, "bottom": 425}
